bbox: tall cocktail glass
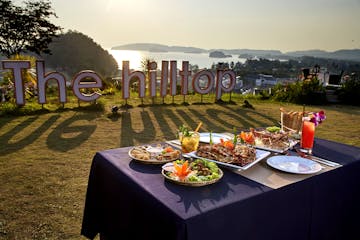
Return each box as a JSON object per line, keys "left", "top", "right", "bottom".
{"left": 300, "top": 120, "right": 315, "bottom": 154}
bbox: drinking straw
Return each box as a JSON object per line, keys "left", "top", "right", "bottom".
{"left": 302, "top": 105, "right": 306, "bottom": 117}
{"left": 194, "top": 122, "right": 202, "bottom": 132}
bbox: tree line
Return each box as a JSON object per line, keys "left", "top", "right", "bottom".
{"left": 0, "top": 0, "right": 118, "bottom": 79}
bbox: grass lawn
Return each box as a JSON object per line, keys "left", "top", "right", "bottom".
{"left": 1, "top": 93, "right": 360, "bottom": 239}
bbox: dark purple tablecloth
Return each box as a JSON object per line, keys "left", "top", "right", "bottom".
{"left": 81, "top": 138, "right": 360, "bottom": 240}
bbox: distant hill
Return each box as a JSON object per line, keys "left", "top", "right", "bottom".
{"left": 285, "top": 49, "right": 360, "bottom": 62}
{"left": 212, "top": 49, "right": 282, "bottom": 57}
{"left": 112, "top": 43, "right": 360, "bottom": 62}
{"left": 43, "top": 31, "right": 118, "bottom": 78}
{"left": 112, "top": 43, "right": 206, "bottom": 53}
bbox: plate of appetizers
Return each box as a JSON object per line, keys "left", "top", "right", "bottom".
{"left": 161, "top": 159, "right": 223, "bottom": 187}
{"left": 129, "top": 145, "right": 181, "bottom": 164}
{"left": 239, "top": 127, "right": 298, "bottom": 153}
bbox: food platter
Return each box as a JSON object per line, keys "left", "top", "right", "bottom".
{"left": 161, "top": 159, "right": 223, "bottom": 187}
{"left": 246, "top": 128, "right": 299, "bottom": 153}
{"left": 266, "top": 156, "right": 322, "bottom": 174}
{"left": 254, "top": 139, "right": 298, "bottom": 153}
{"left": 186, "top": 148, "right": 271, "bottom": 171}
{"left": 128, "top": 145, "right": 181, "bottom": 164}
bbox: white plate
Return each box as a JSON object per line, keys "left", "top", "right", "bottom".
{"left": 199, "top": 132, "right": 233, "bottom": 144}
{"left": 266, "top": 156, "right": 322, "bottom": 174}
{"left": 128, "top": 145, "right": 181, "bottom": 164}
{"left": 186, "top": 149, "right": 271, "bottom": 171}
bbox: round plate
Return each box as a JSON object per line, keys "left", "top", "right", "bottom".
{"left": 128, "top": 145, "right": 181, "bottom": 164}
{"left": 267, "top": 156, "right": 322, "bottom": 174}
{"left": 161, "top": 168, "right": 223, "bottom": 187}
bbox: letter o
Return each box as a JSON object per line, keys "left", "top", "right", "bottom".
{"left": 192, "top": 70, "right": 215, "bottom": 94}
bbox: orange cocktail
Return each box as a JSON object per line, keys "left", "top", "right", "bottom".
{"left": 301, "top": 121, "right": 315, "bottom": 153}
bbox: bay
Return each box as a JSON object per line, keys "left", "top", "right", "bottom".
{"left": 109, "top": 49, "right": 247, "bottom": 70}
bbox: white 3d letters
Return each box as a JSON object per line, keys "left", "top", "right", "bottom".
{"left": 122, "top": 61, "right": 146, "bottom": 99}
{"left": 72, "top": 71, "right": 103, "bottom": 101}
{"left": 216, "top": 70, "right": 236, "bottom": 100}
{"left": 36, "top": 60, "right": 67, "bottom": 104}
{"left": 169, "top": 61, "right": 177, "bottom": 96}
{"left": 148, "top": 61, "right": 157, "bottom": 97}
{"left": 2, "top": 60, "right": 30, "bottom": 105}
{"left": 192, "top": 70, "right": 215, "bottom": 94}
{"left": 179, "top": 61, "right": 191, "bottom": 95}
{"left": 160, "top": 61, "right": 169, "bottom": 97}
{"left": 1, "top": 59, "right": 237, "bottom": 106}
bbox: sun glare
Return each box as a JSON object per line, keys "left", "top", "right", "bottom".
{"left": 110, "top": 50, "right": 143, "bottom": 70}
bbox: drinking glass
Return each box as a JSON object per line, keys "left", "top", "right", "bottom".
{"left": 300, "top": 120, "right": 315, "bottom": 154}
{"left": 180, "top": 131, "right": 200, "bottom": 153}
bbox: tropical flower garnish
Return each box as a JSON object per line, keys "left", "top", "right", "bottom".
{"left": 220, "top": 138, "right": 235, "bottom": 150}
{"left": 309, "top": 110, "right": 326, "bottom": 127}
{"left": 239, "top": 131, "right": 255, "bottom": 145}
{"left": 173, "top": 160, "right": 192, "bottom": 180}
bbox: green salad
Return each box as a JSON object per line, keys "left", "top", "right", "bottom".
{"left": 188, "top": 159, "right": 220, "bottom": 182}
{"left": 164, "top": 159, "right": 221, "bottom": 182}
{"left": 266, "top": 126, "right": 281, "bottom": 133}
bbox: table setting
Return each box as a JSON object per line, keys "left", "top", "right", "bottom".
{"left": 81, "top": 110, "right": 360, "bottom": 240}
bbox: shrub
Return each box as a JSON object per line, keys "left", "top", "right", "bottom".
{"left": 337, "top": 74, "right": 360, "bottom": 106}
{"left": 271, "top": 77, "right": 326, "bottom": 105}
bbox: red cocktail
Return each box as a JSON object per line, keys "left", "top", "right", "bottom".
{"left": 301, "top": 121, "right": 315, "bottom": 154}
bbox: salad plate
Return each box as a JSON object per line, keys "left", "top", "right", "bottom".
{"left": 161, "top": 159, "right": 223, "bottom": 187}
{"left": 128, "top": 145, "right": 181, "bottom": 164}
{"left": 266, "top": 156, "right": 322, "bottom": 174}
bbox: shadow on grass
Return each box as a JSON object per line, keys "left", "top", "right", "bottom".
{"left": 118, "top": 104, "right": 280, "bottom": 147}
{"left": 47, "top": 112, "right": 97, "bottom": 152}
{"left": 120, "top": 110, "right": 156, "bottom": 146}
{"left": 0, "top": 115, "right": 60, "bottom": 155}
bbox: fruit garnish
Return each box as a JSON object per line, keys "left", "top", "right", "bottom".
{"left": 220, "top": 138, "right": 235, "bottom": 150}
{"left": 163, "top": 146, "right": 174, "bottom": 153}
{"left": 239, "top": 131, "right": 255, "bottom": 145}
{"left": 173, "top": 161, "right": 192, "bottom": 180}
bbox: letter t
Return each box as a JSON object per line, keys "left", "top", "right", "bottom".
{"left": 2, "top": 60, "right": 31, "bottom": 105}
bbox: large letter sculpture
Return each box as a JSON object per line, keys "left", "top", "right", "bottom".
{"left": 2, "top": 60, "right": 31, "bottom": 105}
{"left": 36, "top": 60, "right": 67, "bottom": 104}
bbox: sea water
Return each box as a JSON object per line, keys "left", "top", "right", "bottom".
{"left": 109, "top": 49, "right": 247, "bottom": 70}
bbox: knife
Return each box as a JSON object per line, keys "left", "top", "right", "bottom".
{"left": 309, "top": 155, "right": 342, "bottom": 167}
{"left": 294, "top": 148, "right": 341, "bottom": 167}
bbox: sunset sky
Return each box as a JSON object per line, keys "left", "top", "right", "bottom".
{"left": 48, "top": 0, "right": 360, "bottom": 52}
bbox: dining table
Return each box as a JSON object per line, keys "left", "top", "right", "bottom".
{"left": 81, "top": 137, "right": 360, "bottom": 240}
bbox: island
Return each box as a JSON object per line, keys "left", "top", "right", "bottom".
{"left": 209, "top": 51, "right": 232, "bottom": 58}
